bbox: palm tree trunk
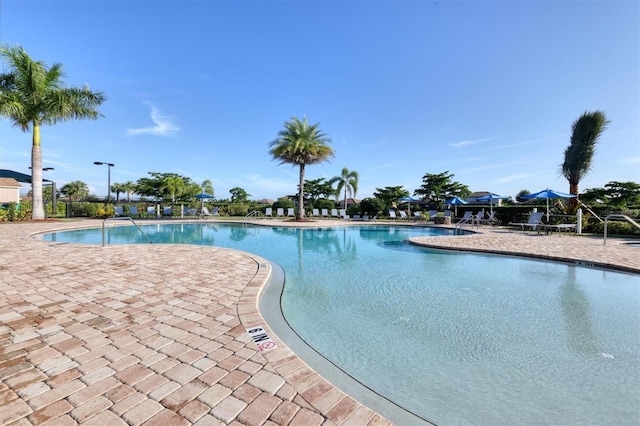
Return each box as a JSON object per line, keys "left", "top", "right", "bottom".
{"left": 298, "top": 164, "right": 305, "bottom": 220}
{"left": 31, "top": 125, "right": 45, "bottom": 220}
{"left": 343, "top": 184, "right": 347, "bottom": 211}
{"left": 569, "top": 182, "right": 579, "bottom": 209}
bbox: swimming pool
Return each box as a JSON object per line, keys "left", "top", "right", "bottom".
{"left": 41, "top": 223, "right": 640, "bottom": 425}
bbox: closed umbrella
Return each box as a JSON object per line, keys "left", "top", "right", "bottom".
{"left": 445, "top": 196, "right": 467, "bottom": 216}
{"left": 521, "top": 188, "right": 576, "bottom": 222}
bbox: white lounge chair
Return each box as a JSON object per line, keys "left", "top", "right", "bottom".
{"left": 163, "top": 207, "right": 172, "bottom": 217}
{"left": 287, "top": 208, "right": 295, "bottom": 217}
{"left": 509, "top": 211, "right": 544, "bottom": 232}
{"left": 479, "top": 211, "right": 500, "bottom": 225}
{"left": 114, "top": 206, "right": 124, "bottom": 217}
{"left": 276, "top": 208, "right": 284, "bottom": 217}
{"left": 202, "top": 206, "right": 219, "bottom": 217}
{"left": 339, "top": 209, "right": 347, "bottom": 219}
{"left": 389, "top": 210, "right": 397, "bottom": 219}
{"left": 129, "top": 206, "right": 139, "bottom": 217}
{"left": 413, "top": 211, "right": 423, "bottom": 221}
{"left": 428, "top": 210, "right": 438, "bottom": 222}
{"left": 322, "top": 208, "right": 329, "bottom": 218}
{"left": 456, "top": 211, "right": 473, "bottom": 224}
{"left": 331, "top": 209, "right": 338, "bottom": 218}
{"left": 265, "top": 207, "right": 273, "bottom": 218}
{"left": 399, "top": 211, "right": 408, "bottom": 220}
{"left": 146, "top": 206, "right": 157, "bottom": 217}
{"left": 312, "top": 208, "right": 320, "bottom": 217}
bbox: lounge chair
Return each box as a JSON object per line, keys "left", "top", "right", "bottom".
{"left": 202, "top": 206, "right": 219, "bottom": 217}
{"left": 428, "top": 210, "right": 438, "bottom": 222}
{"left": 389, "top": 210, "right": 397, "bottom": 219}
{"left": 163, "top": 207, "right": 172, "bottom": 217}
{"left": 276, "top": 208, "right": 284, "bottom": 217}
{"left": 456, "top": 211, "right": 473, "bottom": 224}
{"left": 265, "top": 207, "right": 273, "bottom": 218}
{"left": 339, "top": 209, "right": 347, "bottom": 219}
{"left": 362, "top": 214, "right": 370, "bottom": 221}
{"left": 147, "top": 206, "right": 157, "bottom": 217}
{"left": 129, "top": 206, "right": 140, "bottom": 217}
{"left": 287, "top": 208, "right": 295, "bottom": 217}
{"left": 322, "top": 209, "right": 330, "bottom": 218}
{"left": 399, "top": 211, "right": 408, "bottom": 220}
{"left": 331, "top": 209, "right": 338, "bottom": 218}
{"left": 509, "top": 211, "right": 544, "bottom": 232}
{"left": 352, "top": 214, "right": 361, "bottom": 221}
{"left": 479, "top": 211, "right": 500, "bottom": 225}
{"left": 114, "top": 206, "right": 124, "bottom": 217}
{"left": 312, "top": 208, "right": 320, "bottom": 218}
{"left": 413, "top": 212, "right": 423, "bottom": 221}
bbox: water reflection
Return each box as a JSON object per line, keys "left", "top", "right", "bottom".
{"left": 560, "top": 266, "right": 599, "bottom": 355}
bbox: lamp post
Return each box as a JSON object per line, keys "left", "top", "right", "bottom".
{"left": 94, "top": 162, "right": 115, "bottom": 203}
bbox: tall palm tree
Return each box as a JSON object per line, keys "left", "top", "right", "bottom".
{"left": 110, "top": 182, "right": 126, "bottom": 202}
{"left": 60, "top": 180, "right": 89, "bottom": 203}
{"left": 201, "top": 179, "right": 214, "bottom": 196}
{"left": 269, "top": 116, "right": 334, "bottom": 220}
{"left": 0, "top": 46, "right": 106, "bottom": 219}
{"left": 330, "top": 167, "right": 359, "bottom": 211}
{"left": 561, "top": 110, "right": 609, "bottom": 208}
{"left": 122, "top": 181, "right": 136, "bottom": 202}
{"left": 160, "top": 175, "right": 186, "bottom": 204}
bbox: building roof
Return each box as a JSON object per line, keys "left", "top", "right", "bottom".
{"left": 0, "top": 177, "right": 22, "bottom": 188}
{"left": 0, "top": 169, "right": 52, "bottom": 183}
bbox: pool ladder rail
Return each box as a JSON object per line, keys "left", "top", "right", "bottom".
{"left": 243, "top": 210, "right": 265, "bottom": 224}
{"left": 102, "top": 217, "right": 152, "bottom": 247}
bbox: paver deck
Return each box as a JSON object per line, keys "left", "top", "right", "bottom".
{"left": 1, "top": 219, "right": 638, "bottom": 425}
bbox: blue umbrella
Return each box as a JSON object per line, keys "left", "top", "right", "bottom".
{"left": 476, "top": 193, "right": 504, "bottom": 216}
{"left": 445, "top": 196, "right": 467, "bottom": 216}
{"left": 398, "top": 196, "right": 419, "bottom": 216}
{"left": 522, "top": 188, "right": 576, "bottom": 222}
{"left": 194, "top": 193, "right": 215, "bottom": 214}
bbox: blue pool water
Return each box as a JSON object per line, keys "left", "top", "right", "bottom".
{"left": 41, "top": 223, "right": 640, "bottom": 425}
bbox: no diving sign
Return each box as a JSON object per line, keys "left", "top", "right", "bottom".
{"left": 246, "top": 325, "right": 278, "bottom": 353}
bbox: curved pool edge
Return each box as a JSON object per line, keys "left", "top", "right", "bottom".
{"left": 252, "top": 260, "right": 433, "bottom": 426}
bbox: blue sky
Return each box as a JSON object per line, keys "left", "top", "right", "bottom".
{"left": 1, "top": 0, "right": 638, "bottom": 201}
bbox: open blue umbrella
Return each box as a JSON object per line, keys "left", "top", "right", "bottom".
{"left": 445, "top": 196, "right": 467, "bottom": 216}
{"left": 476, "top": 193, "right": 504, "bottom": 216}
{"left": 398, "top": 196, "right": 420, "bottom": 216}
{"left": 522, "top": 188, "right": 576, "bottom": 222}
{"left": 194, "top": 193, "right": 215, "bottom": 214}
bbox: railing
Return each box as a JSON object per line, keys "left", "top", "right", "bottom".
{"left": 102, "top": 217, "right": 152, "bottom": 247}
{"left": 243, "top": 210, "right": 264, "bottom": 224}
{"left": 603, "top": 214, "right": 640, "bottom": 245}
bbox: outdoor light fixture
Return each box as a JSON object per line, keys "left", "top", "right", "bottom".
{"left": 29, "top": 167, "right": 57, "bottom": 213}
{"left": 94, "top": 161, "right": 115, "bottom": 203}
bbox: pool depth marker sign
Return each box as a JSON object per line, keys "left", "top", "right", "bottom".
{"left": 246, "top": 325, "right": 278, "bottom": 353}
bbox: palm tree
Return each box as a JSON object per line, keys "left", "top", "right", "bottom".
{"left": 330, "top": 167, "right": 359, "bottom": 211}
{"left": 60, "top": 180, "right": 89, "bottom": 203}
{"left": 269, "top": 116, "right": 334, "bottom": 220}
{"left": 0, "top": 46, "right": 106, "bottom": 220}
{"left": 111, "top": 182, "right": 126, "bottom": 202}
{"left": 122, "top": 181, "right": 136, "bottom": 202}
{"left": 201, "top": 179, "right": 214, "bottom": 196}
{"left": 160, "top": 175, "right": 186, "bottom": 204}
{"left": 561, "top": 111, "right": 609, "bottom": 208}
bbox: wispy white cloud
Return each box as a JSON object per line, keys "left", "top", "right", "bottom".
{"left": 486, "top": 133, "right": 567, "bottom": 151}
{"left": 619, "top": 156, "right": 640, "bottom": 165}
{"left": 491, "top": 173, "right": 535, "bottom": 184}
{"left": 127, "top": 103, "right": 179, "bottom": 137}
{"left": 450, "top": 137, "right": 493, "bottom": 148}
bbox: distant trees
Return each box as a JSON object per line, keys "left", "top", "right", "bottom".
{"left": 135, "top": 172, "right": 196, "bottom": 202}
{"left": 580, "top": 181, "right": 640, "bottom": 207}
{"left": 0, "top": 45, "right": 105, "bottom": 219}
{"left": 414, "top": 171, "right": 470, "bottom": 205}
{"left": 302, "top": 178, "right": 335, "bottom": 205}
{"left": 229, "top": 187, "right": 250, "bottom": 203}
{"left": 561, "top": 111, "right": 609, "bottom": 207}
{"left": 269, "top": 116, "right": 334, "bottom": 220}
{"left": 373, "top": 186, "right": 410, "bottom": 211}
{"left": 60, "top": 181, "right": 89, "bottom": 203}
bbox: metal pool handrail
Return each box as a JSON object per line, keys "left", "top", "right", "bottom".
{"left": 102, "top": 217, "right": 152, "bottom": 247}
{"left": 603, "top": 214, "right": 640, "bottom": 245}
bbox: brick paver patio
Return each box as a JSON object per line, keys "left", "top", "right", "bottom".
{"left": 1, "top": 219, "right": 638, "bottom": 425}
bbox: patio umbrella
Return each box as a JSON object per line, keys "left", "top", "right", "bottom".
{"left": 476, "top": 193, "right": 504, "bottom": 216}
{"left": 521, "top": 188, "right": 576, "bottom": 222}
{"left": 398, "top": 196, "right": 419, "bottom": 216}
{"left": 194, "top": 193, "right": 215, "bottom": 213}
{"left": 445, "top": 196, "right": 467, "bottom": 216}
